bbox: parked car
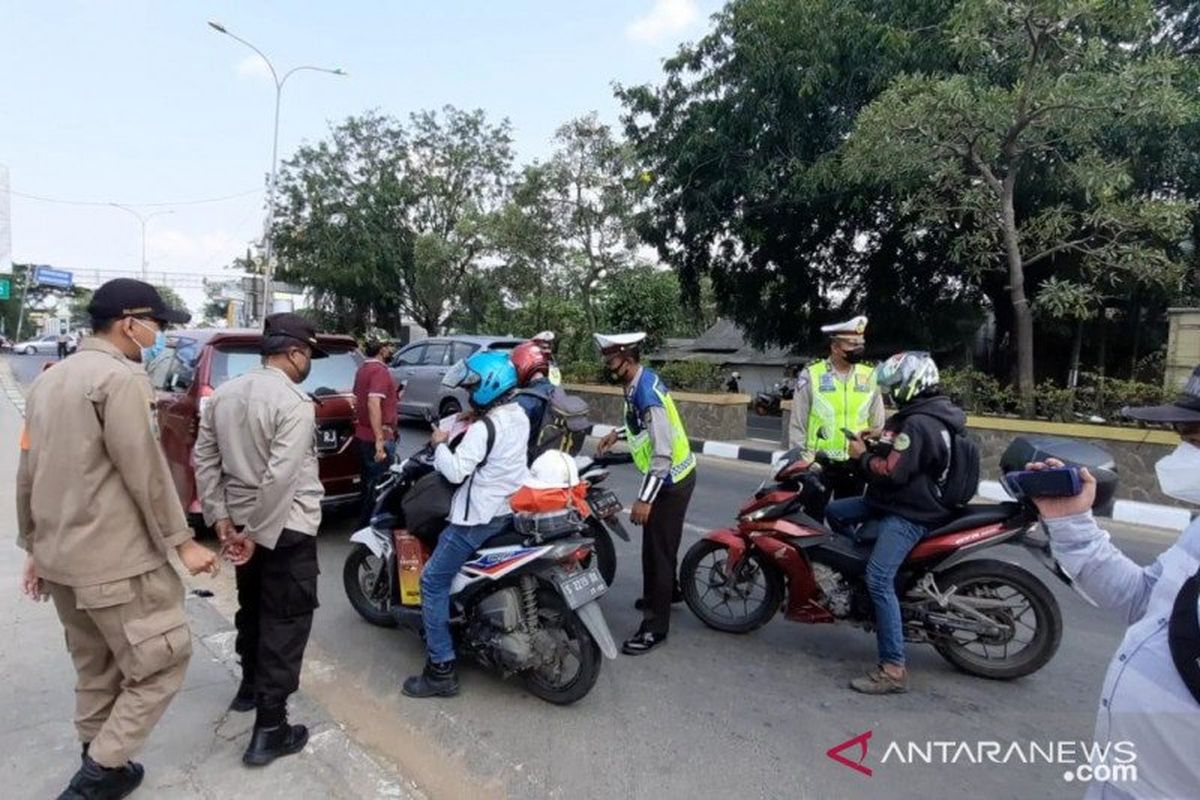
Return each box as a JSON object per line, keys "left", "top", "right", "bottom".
{"left": 13, "top": 333, "right": 61, "bottom": 355}
{"left": 145, "top": 328, "right": 365, "bottom": 533}
{"left": 389, "top": 335, "right": 523, "bottom": 419}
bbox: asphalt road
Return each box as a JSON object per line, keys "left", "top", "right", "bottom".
{"left": 4, "top": 353, "right": 1176, "bottom": 799}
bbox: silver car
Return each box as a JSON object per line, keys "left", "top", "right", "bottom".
{"left": 13, "top": 333, "right": 63, "bottom": 355}
{"left": 390, "top": 335, "right": 523, "bottom": 420}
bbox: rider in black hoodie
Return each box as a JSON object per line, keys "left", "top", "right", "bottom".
{"left": 825, "top": 352, "right": 968, "bottom": 696}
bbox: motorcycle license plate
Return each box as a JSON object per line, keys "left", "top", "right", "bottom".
{"left": 589, "top": 488, "right": 622, "bottom": 518}
{"left": 557, "top": 566, "right": 607, "bottom": 610}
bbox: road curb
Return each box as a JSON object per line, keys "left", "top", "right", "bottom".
{"left": 591, "top": 423, "right": 1192, "bottom": 533}
{"left": 0, "top": 359, "right": 26, "bottom": 415}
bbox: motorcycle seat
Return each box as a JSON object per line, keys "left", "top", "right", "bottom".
{"left": 925, "top": 503, "right": 1020, "bottom": 538}
{"left": 482, "top": 530, "right": 528, "bottom": 548}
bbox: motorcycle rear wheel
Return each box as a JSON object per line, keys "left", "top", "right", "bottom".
{"left": 343, "top": 544, "right": 397, "bottom": 628}
{"left": 681, "top": 539, "right": 783, "bottom": 634}
{"left": 520, "top": 589, "right": 602, "bottom": 705}
{"left": 930, "top": 559, "right": 1061, "bottom": 680}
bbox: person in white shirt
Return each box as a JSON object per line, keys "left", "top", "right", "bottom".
{"left": 402, "top": 351, "right": 529, "bottom": 698}
{"left": 1028, "top": 364, "right": 1200, "bottom": 800}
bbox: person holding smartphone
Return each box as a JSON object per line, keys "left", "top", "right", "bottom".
{"left": 1025, "top": 366, "right": 1200, "bottom": 800}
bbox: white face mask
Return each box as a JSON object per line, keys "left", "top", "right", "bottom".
{"left": 1155, "top": 441, "right": 1200, "bottom": 505}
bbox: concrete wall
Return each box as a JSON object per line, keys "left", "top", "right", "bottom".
{"left": 1166, "top": 307, "right": 1200, "bottom": 391}
{"left": 565, "top": 383, "right": 751, "bottom": 443}
{"left": 781, "top": 402, "right": 1182, "bottom": 507}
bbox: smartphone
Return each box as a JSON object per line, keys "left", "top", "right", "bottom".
{"left": 1002, "top": 467, "right": 1083, "bottom": 498}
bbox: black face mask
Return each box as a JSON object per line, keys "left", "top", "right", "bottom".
{"left": 290, "top": 351, "right": 312, "bottom": 382}
{"left": 844, "top": 347, "right": 866, "bottom": 364}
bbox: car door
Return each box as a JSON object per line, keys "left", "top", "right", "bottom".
{"left": 40, "top": 334, "right": 58, "bottom": 354}
{"left": 390, "top": 343, "right": 425, "bottom": 418}
{"left": 409, "top": 340, "right": 451, "bottom": 414}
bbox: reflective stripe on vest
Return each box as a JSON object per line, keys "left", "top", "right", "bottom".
{"left": 624, "top": 373, "right": 695, "bottom": 484}
{"left": 805, "top": 360, "right": 877, "bottom": 460}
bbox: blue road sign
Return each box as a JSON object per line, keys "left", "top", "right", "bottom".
{"left": 32, "top": 265, "right": 73, "bottom": 289}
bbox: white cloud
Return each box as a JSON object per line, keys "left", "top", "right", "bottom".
{"left": 236, "top": 54, "right": 273, "bottom": 82}
{"left": 626, "top": 0, "right": 700, "bottom": 44}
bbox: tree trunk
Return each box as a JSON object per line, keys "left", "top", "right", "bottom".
{"left": 1000, "top": 183, "right": 1035, "bottom": 414}
{"left": 1127, "top": 290, "right": 1142, "bottom": 379}
{"left": 1068, "top": 318, "right": 1083, "bottom": 389}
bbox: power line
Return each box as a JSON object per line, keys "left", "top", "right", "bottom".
{"left": 10, "top": 187, "right": 262, "bottom": 208}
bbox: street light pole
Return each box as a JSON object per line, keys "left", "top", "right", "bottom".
{"left": 109, "top": 203, "right": 173, "bottom": 282}
{"left": 208, "top": 21, "right": 344, "bottom": 322}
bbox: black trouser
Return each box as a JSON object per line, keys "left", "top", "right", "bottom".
{"left": 234, "top": 529, "right": 319, "bottom": 706}
{"left": 812, "top": 461, "right": 866, "bottom": 521}
{"left": 57, "top": 342, "right": 68, "bottom": 358}
{"left": 640, "top": 472, "right": 696, "bottom": 636}
{"left": 356, "top": 439, "right": 393, "bottom": 526}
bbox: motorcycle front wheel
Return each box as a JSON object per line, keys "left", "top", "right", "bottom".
{"left": 521, "top": 589, "right": 602, "bottom": 705}
{"left": 929, "top": 559, "right": 1062, "bottom": 680}
{"left": 681, "top": 539, "right": 783, "bottom": 634}
{"left": 342, "top": 544, "right": 396, "bottom": 628}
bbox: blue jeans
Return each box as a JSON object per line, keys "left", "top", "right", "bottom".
{"left": 358, "top": 439, "right": 396, "bottom": 526}
{"left": 420, "top": 515, "right": 512, "bottom": 664}
{"left": 825, "top": 497, "right": 929, "bottom": 667}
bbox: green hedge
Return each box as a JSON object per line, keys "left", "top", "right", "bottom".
{"left": 939, "top": 368, "right": 1171, "bottom": 424}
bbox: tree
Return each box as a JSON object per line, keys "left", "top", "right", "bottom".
{"left": 272, "top": 107, "right": 514, "bottom": 335}
{"left": 617, "top": 0, "right": 967, "bottom": 352}
{"left": 843, "top": 0, "right": 1197, "bottom": 409}
{"left": 600, "top": 267, "right": 682, "bottom": 351}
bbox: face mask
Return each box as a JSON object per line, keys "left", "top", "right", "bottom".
{"left": 289, "top": 351, "right": 312, "bottom": 383}
{"left": 1155, "top": 441, "right": 1200, "bottom": 505}
{"left": 844, "top": 347, "right": 866, "bottom": 364}
{"left": 130, "top": 319, "right": 165, "bottom": 363}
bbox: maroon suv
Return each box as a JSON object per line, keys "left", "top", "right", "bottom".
{"left": 147, "top": 328, "right": 365, "bottom": 532}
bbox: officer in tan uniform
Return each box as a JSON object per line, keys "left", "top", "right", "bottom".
{"left": 194, "top": 312, "right": 325, "bottom": 767}
{"left": 16, "top": 279, "right": 219, "bottom": 800}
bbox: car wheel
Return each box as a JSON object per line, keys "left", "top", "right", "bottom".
{"left": 24, "top": 346, "right": 36, "bottom": 355}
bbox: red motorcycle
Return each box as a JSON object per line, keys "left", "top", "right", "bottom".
{"left": 680, "top": 447, "right": 1067, "bottom": 680}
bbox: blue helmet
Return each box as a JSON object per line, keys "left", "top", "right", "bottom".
{"left": 442, "top": 350, "right": 518, "bottom": 409}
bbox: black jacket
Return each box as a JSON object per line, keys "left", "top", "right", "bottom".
{"left": 859, "top": 394, "right": 967, "bottom": 526}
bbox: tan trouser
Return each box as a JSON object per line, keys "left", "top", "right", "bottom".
{"left": 46, "top": 563, "right": 192, "bottom": 768}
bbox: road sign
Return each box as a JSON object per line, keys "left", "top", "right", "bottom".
{"left": 0, "top": 277, "right": 9, "bottom": 300}
{"left": 33, "top": 265, "right": 73, "bottom": 289}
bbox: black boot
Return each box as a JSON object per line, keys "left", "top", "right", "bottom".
{"left": 229, "top": 680, "right": 256, "bottom": 713}
{"left": 402, "top": 659, "right": 460, "bottom": 698}
{"left": 56, "top": 754, "right": 144, "bottom": 800}
{"left": 242, "top": 700, "right": 308, "bottom": 767}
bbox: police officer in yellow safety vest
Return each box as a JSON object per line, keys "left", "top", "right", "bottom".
{"left": 595, "top": 332, "right": 696, "bottom": 656}
{"left": 788, "top": 315, "right": 885, "bottom": 500}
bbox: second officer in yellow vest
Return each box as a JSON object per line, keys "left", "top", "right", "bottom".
{"left": 788, "top": 315, "right": 885, "bottom": 500}
{"left": 595, "top": 332, "right": 696, "bottom": 655}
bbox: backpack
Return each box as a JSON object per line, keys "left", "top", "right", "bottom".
{"left": 402, "top": 416, "right": 495, "bottom": 541}
{"left": 519, "top": 385, "right": 591, "bottom": 462}
{"left": 915, "top": 414, "right": 981, "bottom": 509}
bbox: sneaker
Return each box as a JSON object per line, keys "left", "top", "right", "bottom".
{"left": 849, "top": 666, "right": 909, "bottom": 695}
{"left": 402, "top": 659, "right": 460, "bottom": 698}
{"left": 56, "top": 755, "right": 144, "bottom": 800}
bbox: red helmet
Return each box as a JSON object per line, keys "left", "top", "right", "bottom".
{"left": 511, "top": 340, "right": 551, "bottom": 387}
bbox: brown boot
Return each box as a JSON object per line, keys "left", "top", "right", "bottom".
{"left": 849, "top": 665, "right": 909, "bottom": 695}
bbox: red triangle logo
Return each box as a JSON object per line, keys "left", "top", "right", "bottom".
{"left": 826, "top": 730, "right": 873, "bottom": 777}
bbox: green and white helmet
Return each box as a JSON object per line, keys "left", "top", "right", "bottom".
{"left": 875, "top": 351, "right": 940, "bottom": 404}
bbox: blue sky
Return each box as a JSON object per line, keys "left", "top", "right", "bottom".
{"left": 0, "top": 0, "right": 721, "bottom": 308}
